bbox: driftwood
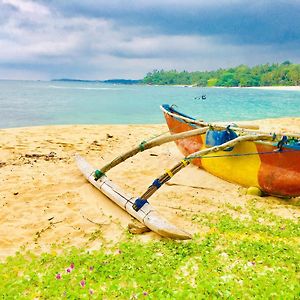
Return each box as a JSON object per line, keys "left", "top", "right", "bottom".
{"left": 138, "top": 133, "right": 273, "bottom": 202}
{"left": 100, "top": 126, "right": 209, "bottom": 174}
{"left": 160, "top": 105, "right": 300, "bottom": 139}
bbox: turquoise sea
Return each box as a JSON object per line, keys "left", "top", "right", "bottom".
{"left": 0, "top": 80, "right": 299, "bottom": 128}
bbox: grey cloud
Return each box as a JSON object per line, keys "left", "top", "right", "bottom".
{"left": 0, "top": 0, "right": 300, "bottom": 80}
{"left": 36, "top": 1, "right": 300, "bottom": 46}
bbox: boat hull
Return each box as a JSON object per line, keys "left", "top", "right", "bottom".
{"left": 162, "top": 104, "right": 300, "bottom": 197}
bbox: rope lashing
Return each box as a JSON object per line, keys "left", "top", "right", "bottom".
{"left": 165, "top": 169, "right": 174, "bottom": 177}
{"left": 277, "top": 136, "right": 288, "bottom": 151}
{"left": 94, "top": 169, "right": 105, "bottom": 181}
{"left": 152, "top": 178, "right": 162, "bottom": 189}
{"left": 132, "top": 198, "right": 148, "bottom": 212}
{"left": 288, "top": 137, "right": 300, "bottom": 146}
{"left": 181, "top": 159, "right": 189, "bottom": 166}
{"left": 133, "top": 159, "right": 191, "bottom": 211}
{"left": 139, "top": 141, "right": 147, "bottom": 152}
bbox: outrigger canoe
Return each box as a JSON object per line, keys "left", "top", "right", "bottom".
{"left": 161, "top": 104, "right": 300, "bottom": 197}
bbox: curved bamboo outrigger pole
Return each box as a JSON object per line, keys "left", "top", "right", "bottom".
{"left": 132, "top": 133, "right": 274, "bottom": 211}
{"left": 94, "top": 126, "right": 209, "bottom": 178}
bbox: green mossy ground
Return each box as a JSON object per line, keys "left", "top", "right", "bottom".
{"left": 1, "top": 205, "right": 299, "bottom": 299}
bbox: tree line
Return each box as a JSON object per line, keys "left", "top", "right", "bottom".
{"left": 142, "top": 61, "right": 300, "bottom": 87}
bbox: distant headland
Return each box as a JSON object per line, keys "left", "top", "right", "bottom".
{"left": 52, "top": 61, "right": 300, "bottom": 87}
{"left": 52, "top": 78, "right": 142, "bottom": 85}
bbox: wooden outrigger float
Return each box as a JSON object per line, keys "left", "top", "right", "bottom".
{"left": 76, "top": 155, "right": 192, "bottom": 239}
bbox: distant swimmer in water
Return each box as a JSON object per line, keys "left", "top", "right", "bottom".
{"left": 194, "top": 95, "right": 206, "bottom": 100}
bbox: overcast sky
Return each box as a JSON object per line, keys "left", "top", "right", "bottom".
{"left": 0, "top": 0, "right": 300, "bottom": 80}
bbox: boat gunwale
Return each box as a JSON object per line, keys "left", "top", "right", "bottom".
{"left": 160, "top": 104, "right": 300, "bottom": 149}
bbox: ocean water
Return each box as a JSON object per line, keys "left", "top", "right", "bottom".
{"left": 0, "top": 80, "right": 299, "bottom": 128}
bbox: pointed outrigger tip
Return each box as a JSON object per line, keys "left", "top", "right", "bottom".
{"left": 142, "top": 209, "right": 192, "bottom": 240}
{"left": 157, "top": 228, "right": 192, "bottom": 240}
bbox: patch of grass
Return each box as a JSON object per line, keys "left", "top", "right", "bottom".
{"left": 224, "top": 202, "right": 244, "bottom": 212}
{"left": 0, "top": 208, "right": 299, "bottom": 299}
{"left": 192, "top": 204, "right": 299, "bottom": 239}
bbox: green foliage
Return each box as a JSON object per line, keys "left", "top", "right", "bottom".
{"left": 143, "top": 62, "right": 300, "bottom": 87}
{"left": 216, "top": 72, "right": 239, "bottom": 87}
{"left": 207, "top": 78, "right": 218, "bottom": 87}
{"left": 0, "top": 207, "right": 299, "bottom": 299}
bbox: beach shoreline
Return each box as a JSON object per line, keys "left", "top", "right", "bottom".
{"left": 245, "top": 86, "right": 300, "bottom": 91}
{"left": 0, "top": 119, "right": 299, "bottom": 260}
{"left": 164, "top": 85, "right": 300, "bottom": 91}
{"left": 209, "top": 85, "right": 300, "bottom": 91}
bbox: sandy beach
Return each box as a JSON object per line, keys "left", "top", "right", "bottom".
{"left": 1, "top": 119, "right": 300, "bottom": 260}
{"left": 246, "top": 86, "right": 300, "bottom": 91}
